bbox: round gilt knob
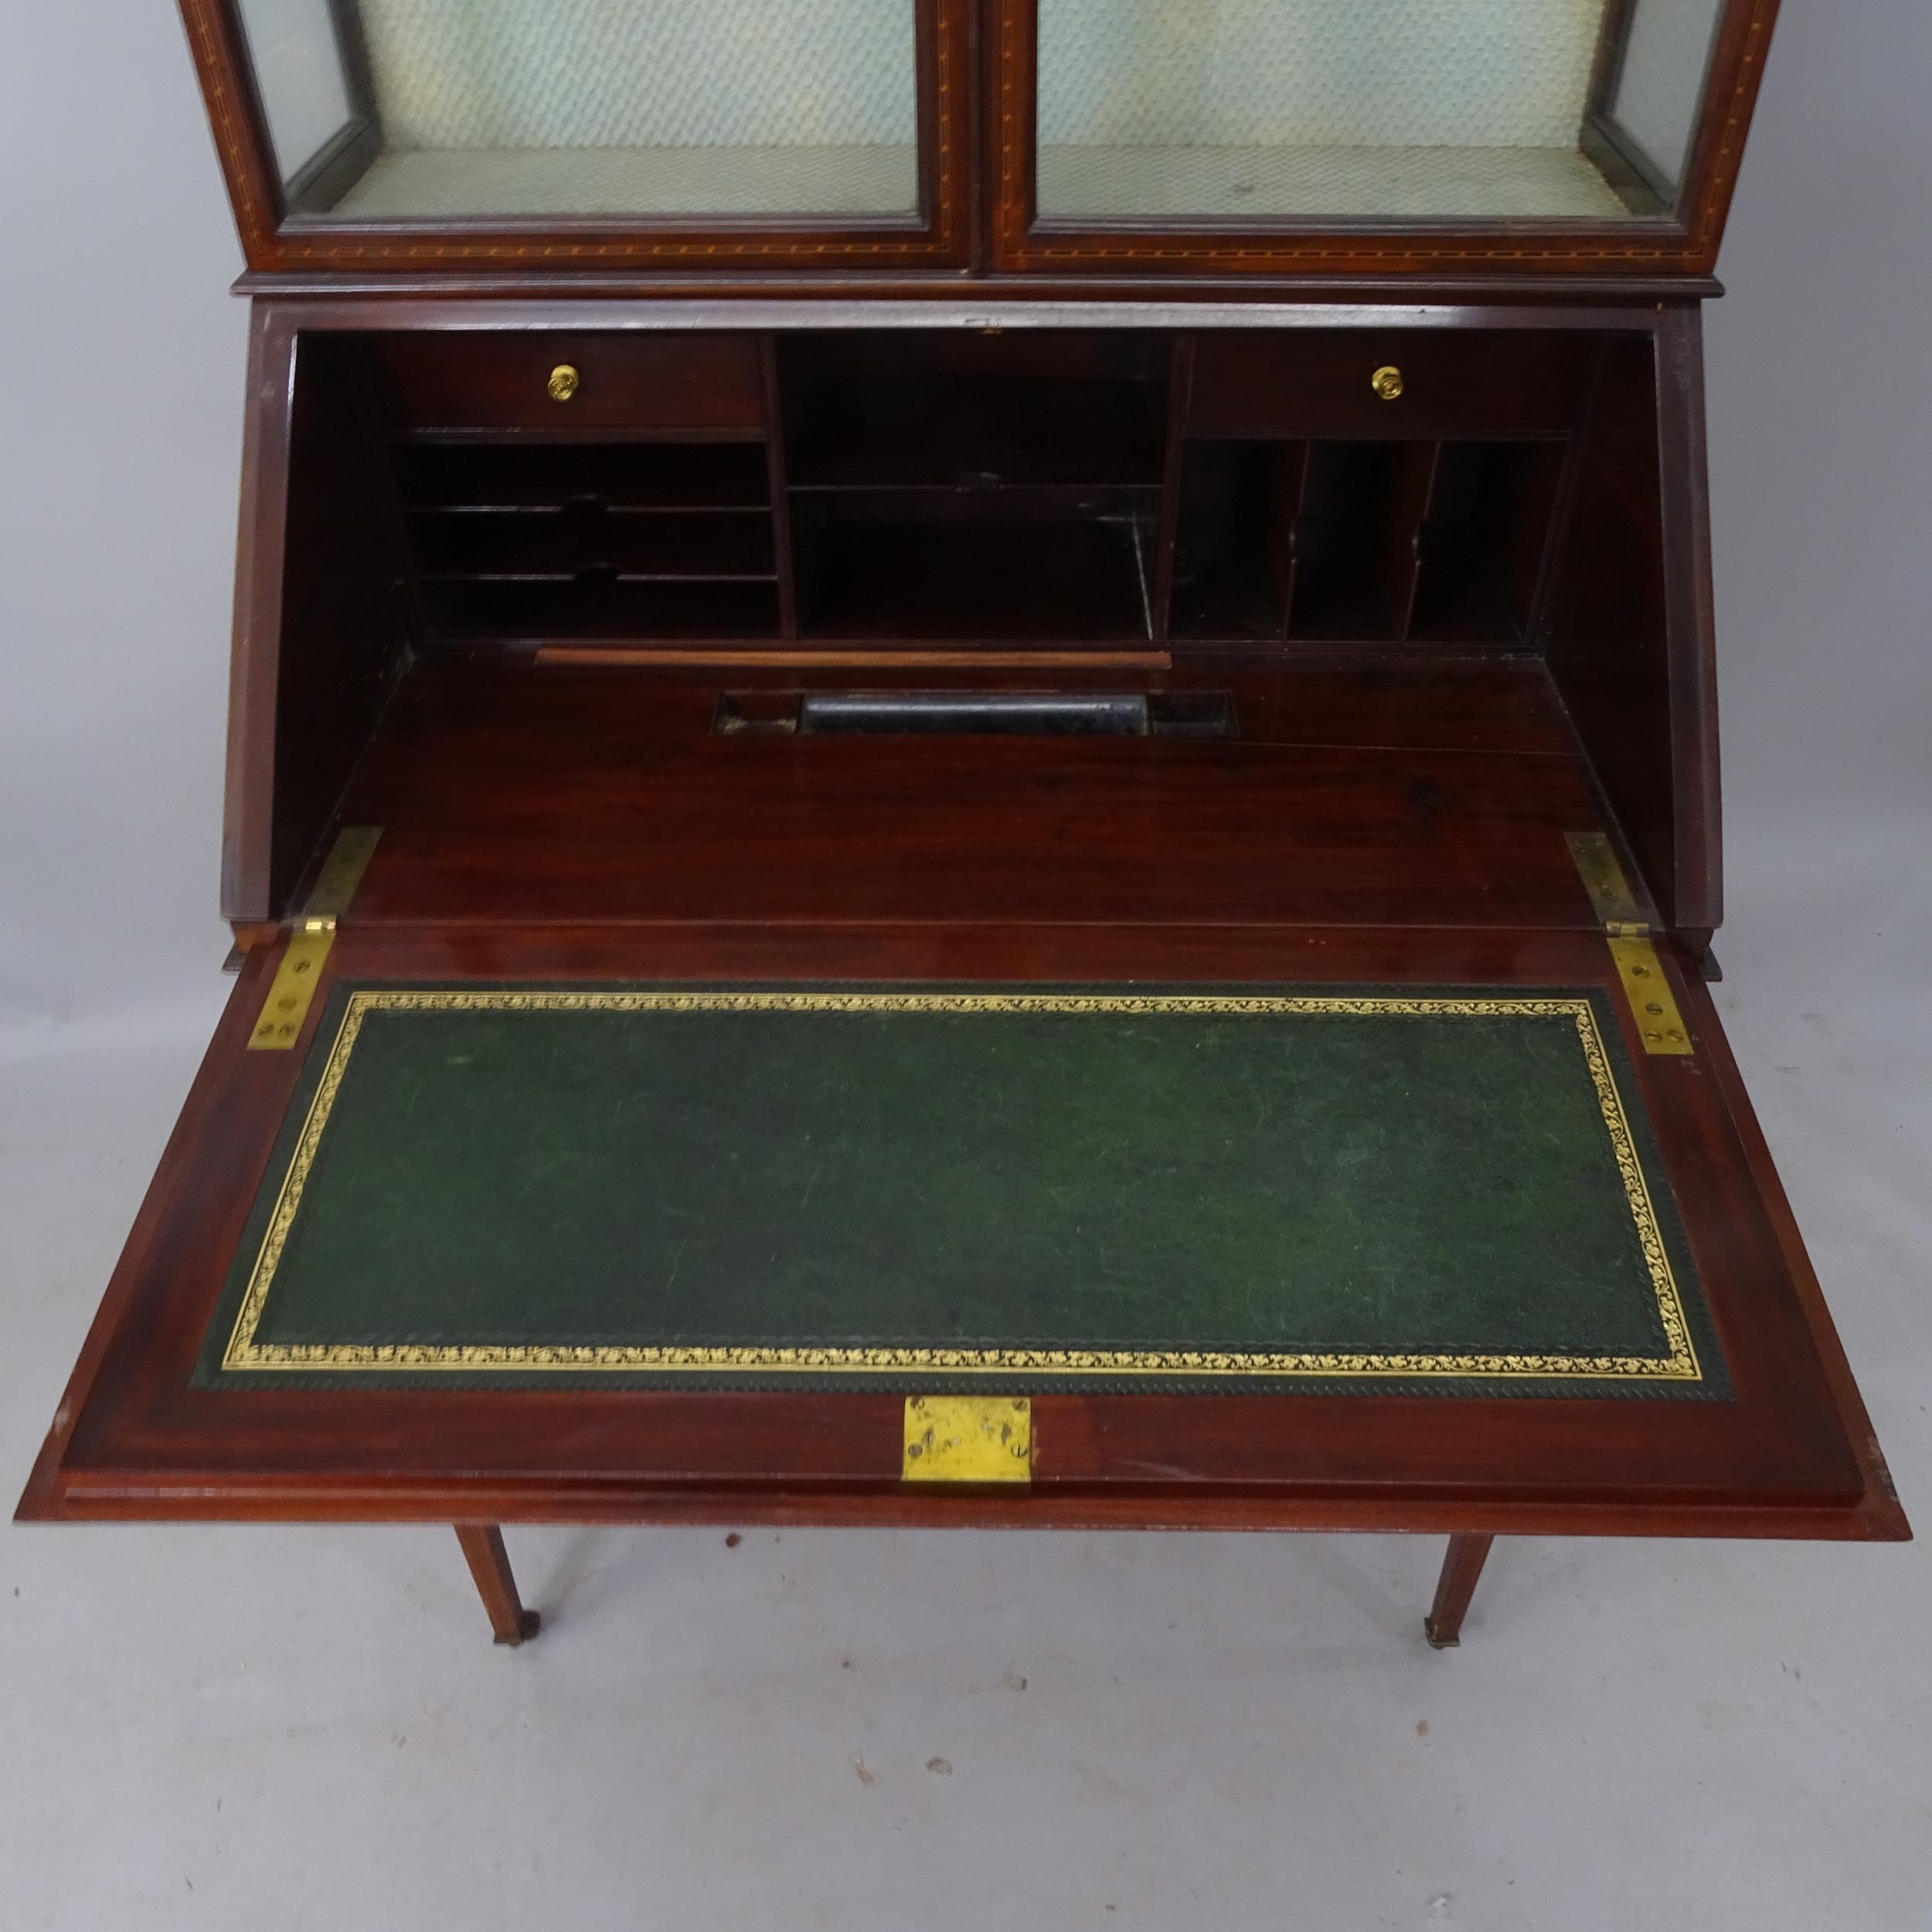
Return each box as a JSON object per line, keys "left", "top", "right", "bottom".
{"left": 1370, "top": 365, "right": 1404, "bottom": 402}
{"left": 547, "top": 363, "right": 582, "bottom": 403}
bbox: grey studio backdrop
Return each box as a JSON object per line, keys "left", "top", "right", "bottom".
{"left": 2, "top": 8, "right": 1930, "bottom": 1932}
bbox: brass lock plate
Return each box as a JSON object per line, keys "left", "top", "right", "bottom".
{"left": 902, "top": 1396, "right": 1032, "bottom": 1483}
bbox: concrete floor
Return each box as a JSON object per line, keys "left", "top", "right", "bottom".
{"left": 4, "top": 829, "right": 1928, "bottom": 1930}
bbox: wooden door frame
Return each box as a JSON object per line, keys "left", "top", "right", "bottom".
{"left": 176, "top": 0, "right": 975, "bottom": 274}
{"left": 989, "top": 0, "right": 1781, "bottom": 277}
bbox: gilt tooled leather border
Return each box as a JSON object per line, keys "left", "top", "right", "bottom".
{"left": 216, "top": 987, "right": 1706, "bottom": 1386}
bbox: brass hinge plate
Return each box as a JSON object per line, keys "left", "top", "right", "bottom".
{"left": 247, "top": 826, "right": 382, "bottom": 1053}
{"left": 1607, "top": 934, "right": 1694, "bottom": 1056}
{"left": 247, "top": 920, "right": 335, "bottom": 1051}
{"left": 1566, "top": 831, "right": 1693, "bottom": 1056}
{"left": 1566, "top": 831, "right": 1648, "bottom": 930}
{"left": 903, "top": 1396, "right": 1032, "bottom": 1484}
{"left": 302, "top": 824, "right": 383, "bottom": 922}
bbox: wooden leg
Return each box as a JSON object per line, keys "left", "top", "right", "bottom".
{"left": 1424, "top": 1534, "right": 1493, "bottom": 1649}
{"left": 455, "top": 1526, "right": 542, "bottom": 1647}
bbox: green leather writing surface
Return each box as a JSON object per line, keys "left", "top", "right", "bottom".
{"left": 196, "top": 986, "right": 1725, "bottom": 1396}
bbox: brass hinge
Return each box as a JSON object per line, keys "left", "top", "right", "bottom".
{"left": 1566, "top": 832, "right": 1692, "bottom": 1056}
{"left": 247, "top": 826, "right": 382, "bottom": 1052}
{"left": 902, "top": 1396, "right": 1032, "bottom": 1484}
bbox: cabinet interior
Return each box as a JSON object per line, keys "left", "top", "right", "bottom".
{"left": 242, "top": 0, "right": 923, "bottom": 222}
{"left": 1032, "top": 0, "right": 1727, "bottom": 224}
{"left": 260, "top": 325, "right": 1681, "bottom": 934}
{"left": 233, "top": 0, "right": 1726, "bottom": 236}
{"left": 351, "top": 330, "right": 1608, "bottom": 654}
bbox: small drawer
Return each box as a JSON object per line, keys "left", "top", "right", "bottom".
{"left": 1188, "top": 332, "right": 1593, "bottom": 440}
{"left": 370, "top": 333, "right": 766, "bottom": 436}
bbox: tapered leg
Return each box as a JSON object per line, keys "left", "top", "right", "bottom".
{"left": 455, "top": 1526, "right": 542, "bottom": 1646}
{"left": 1423, "top": 1534, "right": 1493, "bottom": 1649}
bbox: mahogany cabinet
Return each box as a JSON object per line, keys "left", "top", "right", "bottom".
{"left": 18, "top": 0, "right": 1906, "bottom": 1653}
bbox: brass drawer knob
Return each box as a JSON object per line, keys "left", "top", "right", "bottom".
{"left": 547, "top": 363, "right": 581, "bottom": 403}
{"left": 1370, "top": 365, "right": 1404, "bottom": 402}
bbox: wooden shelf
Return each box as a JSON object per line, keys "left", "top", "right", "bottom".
{"left": 374, "top": 341, "right": 1582, "bottom": 658}
{"left": 410, "top": 509, "right": 777, "bottom": 582}
{"left": 393, "top": 441, "right": 772, "bottom": 513}
{"left": 797, "top": 515, "right": 1151, "bottom": 643}
{"left": 781, "top": 332, "right": 1171, "bottom": 490}
{"left": 427, "top": 580, "right": 781, "bottom": 643}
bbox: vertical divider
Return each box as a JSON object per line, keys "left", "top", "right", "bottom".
{"left": 1151, "top": 335, "right": 1196, "bottom": 645}
{"left": 1387, "top": 441, "right": 1442, "bottom": 641}
{"left": 760, "top": 336, "right": 799, "bottom": 640}
{"left": 1279, "top": 442, "right": 1316, "bottom": 638}
{"left": 1289, "top": 440, "right": 1442, "bottom": 642}
{"left": 1498, "top": 443, "right": 1572, "bottom": 641}
{"left": 1267, "top": 442, "right": 1308, "bottom": 641}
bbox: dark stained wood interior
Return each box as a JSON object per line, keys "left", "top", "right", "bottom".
{"left": 329, "top": 656, "right": 1614, "bottom": 932}
{"left": 359, "top": 325, "right": 1620, "bottom": 661}
{"left": 263, "top": 335, "right": 413, "bottom": 911}
{"left": 1546, "top": 334, "right": 1675, "bottom": 905}
{"left": 234, "top": 317, "right": 1715, "bottom": 943}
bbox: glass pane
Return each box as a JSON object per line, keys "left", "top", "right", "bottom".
{"left": 241, "top": 0, "right": 920, "bottom": 220}
{"left": 1036, "top": 0, "right": 1725, "bottom": 223}
{"left": 1608, "top": 0, "right": 1727, "bottom": 192}
{"left": 236, "top": 0, "right": 355, "bottom": 187}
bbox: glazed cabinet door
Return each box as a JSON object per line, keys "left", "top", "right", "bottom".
{"left": 191, "top": 0, "right": 972, "bottom": 270}
{"left": 992, "top": 0, "right": 1774, "bottom": 276}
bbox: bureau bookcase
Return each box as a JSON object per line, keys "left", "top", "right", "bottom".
{"left": 20, "top": 0, "right": 1903, "bottom": 1650}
